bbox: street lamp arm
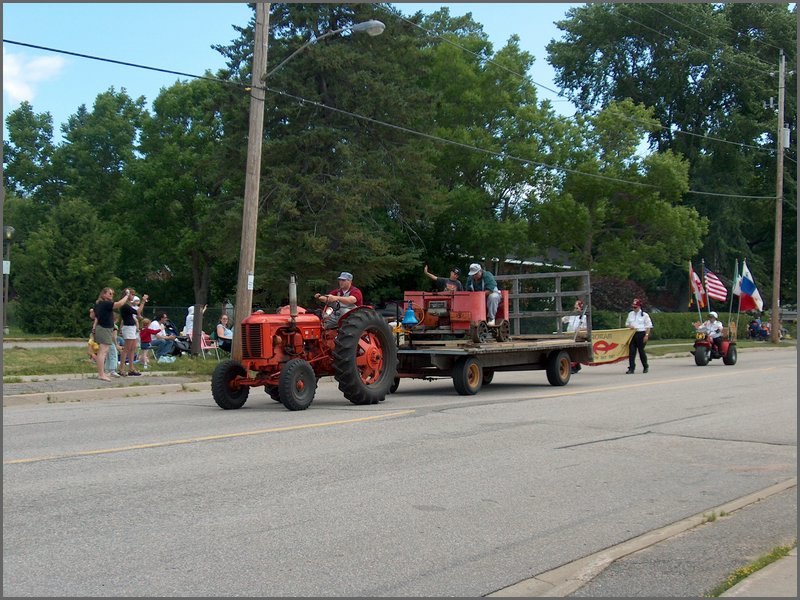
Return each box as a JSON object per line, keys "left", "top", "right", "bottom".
{"left": 266, "top": 20, "right": 384, "bottom": 79}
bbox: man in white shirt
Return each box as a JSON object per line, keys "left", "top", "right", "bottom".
{"left": 697, "top": 311, "right": 724, "bottom": 356}
{"left": 625, "top": 298, "right": 653, "bottom": 374}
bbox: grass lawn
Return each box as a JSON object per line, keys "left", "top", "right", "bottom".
{"left": 2, "top": 345, "right": 221, "bottom": 379}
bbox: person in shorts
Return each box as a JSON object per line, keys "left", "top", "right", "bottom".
{"left": 92, "top": 287, "right": 133, "bottom": 381}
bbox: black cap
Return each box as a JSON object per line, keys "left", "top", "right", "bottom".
{"left": 451, "top": 267, "right": 460, "bottom": 274}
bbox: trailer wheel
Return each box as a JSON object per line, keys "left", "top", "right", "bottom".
{"left": 723, "top": 344, "right": 738, "bottom": 365}
{"left": 546, "top": 350, "right": 571, "bottom": 386}
{"left": 389, "top": 377, "right": 400, "bottom": 394}
{"left": 279, "top": 359, "right": 317, "bottom": 411}
{"left": 694, "top": 346, "right": 710, "bottom": 366}
{"left": 212, "top": 360, "right": 249, "bottom": 409}
{"left": 265, "top": 385, "right": 282, "bottom": 402}
{"left": 333, "top": 309, "right": 398, "bottom": 405}
{"left": 453, "top": 356, "right": 483, "bottom": 395}
{"left": 482, "top": 368, "right": 495, "bottom": 386}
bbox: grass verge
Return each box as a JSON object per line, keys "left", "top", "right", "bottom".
{"left": 705, "top": 541, "right": 796, "bottom": 597}
{"left": 2, "top": 346, "right": 220, "bottom": 378}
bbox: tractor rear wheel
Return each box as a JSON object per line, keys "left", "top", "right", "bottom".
{"left": 212, "top": 360, "right": 249, "bottom": 409}
{"left": 279, "top": 359, "right": 317, "bottom": 411}
{"left": 546, "top": 350, "right": 571, "bottom": 386}
{"left": 333, "top": 309, "right": 398, "bottom": 405}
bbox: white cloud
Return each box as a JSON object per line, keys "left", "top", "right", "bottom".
{"left": 2, "top": 51, "right": 66, "bottom": 105}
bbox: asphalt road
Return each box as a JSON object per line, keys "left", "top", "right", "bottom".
{"left": 3, "top": 348, "right": 796, "bottom": 596}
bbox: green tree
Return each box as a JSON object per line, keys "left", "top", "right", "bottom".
{"left": 528, "top": 100, "right": 707, "bottom": 283}
{"left": 14, "top": 199, "right": 119, "bottom": 336}
{"left": 3, "top": 101, "right": 57, "bottom": 204}
{"left": 132, "top": 77, "right": 241, "bottom": 325}
{"left": 547, "top": 2, "right": 796, "bottom": 302}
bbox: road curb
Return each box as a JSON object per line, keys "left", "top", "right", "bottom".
{"left": 488, "top": 477, "right": 797, "bottom": 597}
{"left": 3, "top": 381, "right": 210, "bottom": 407}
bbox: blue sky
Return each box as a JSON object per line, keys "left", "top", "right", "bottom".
{"left": 2, "top": 2, "right": 580, "bottom": 143}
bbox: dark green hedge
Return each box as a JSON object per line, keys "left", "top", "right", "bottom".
{"left": 591, "top": 310, "right": 753, "bottom": 340}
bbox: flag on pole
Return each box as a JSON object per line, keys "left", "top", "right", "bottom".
{"left": 704, "top": 266, "right": 728, "bottom": 302}
{"left": 689, "top": 262, "right": 706, "bottom": 308}
{"left": 733, "top": 260, "right": 763, "bottom": 312}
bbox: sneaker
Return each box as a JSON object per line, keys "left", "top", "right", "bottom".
{"left": 143, "top": 364, "right": 149, "bottom": 370}
{"left": 643, "top": 367, "right": 649, "bottom": 373}
{"left": 110, "top": 371, "right": 121, "bottom": 378}
{"left": 487, "top": 319, "right": 496, "bottom": 327}
{"left": 626, "top": 368, "right": 635, "bottom": 374}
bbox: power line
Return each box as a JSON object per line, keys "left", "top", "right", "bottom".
{"left": 3, "top": 39, "right": 244, "bottom": 89}
{"left": 2, "top": 38, "right": 782, "bottom": 201}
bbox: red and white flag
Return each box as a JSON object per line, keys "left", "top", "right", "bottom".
{"left": 689, "top": 262, "right": 706, "bottom": 308}
{"left": 704, "top": 267, "right": 728, "bottom": 302}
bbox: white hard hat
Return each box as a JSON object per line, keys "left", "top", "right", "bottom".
{"left": 709, "top": 311, "right": 718, "bottom": 319}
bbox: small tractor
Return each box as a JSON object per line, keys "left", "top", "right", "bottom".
{"left": 211, "top": 275, "right": 397, "bottom": 411}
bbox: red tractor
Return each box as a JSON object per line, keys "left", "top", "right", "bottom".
{"left": 211, "top": 275, "right": 397, "bottom": 411}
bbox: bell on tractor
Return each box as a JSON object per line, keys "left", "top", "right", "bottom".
{"left": 402, "top": 301, "right": 419, "bottom": 326}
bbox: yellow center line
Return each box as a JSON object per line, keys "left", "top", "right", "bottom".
{"left": 4, "top": 410, "right": 416, "bottom": 465}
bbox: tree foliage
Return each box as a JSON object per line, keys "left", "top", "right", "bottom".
{"left": 547, "top": 2, "right": 797, "bottom": 302}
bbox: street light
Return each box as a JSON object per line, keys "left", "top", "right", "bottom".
{"left": 266, "top": 19, "right": 386, "bottom": 78}
{"left": 3, "top": 225, "right": 15, "bottom": 335}
{"left": 232, "top": 8, "right": 385, "bottom": 360}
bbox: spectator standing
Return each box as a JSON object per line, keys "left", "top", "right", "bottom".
{"left": 466, "top": 263, "right": 501, "bottom": 326}
{"left": 215, "top": 314, "right": 234, "bottom": 352}
{"left": 119, "top": 291, "right": 147, "bottom": 376}
{"left": 182, "top": 304, "right": 208, "bottom": 336}
{"left": 92, "top": 287, "right": 132, "bottom": 381}
{"left": 423, "top": 264, "right": 463, "bottom": 291}
{"left": 139, "top": 318, "right": 154, "bottom": 370}
{"left": 625, "top": 298, "right": 653, "bottom": 374}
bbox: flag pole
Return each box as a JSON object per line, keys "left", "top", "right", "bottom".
{"left": 702, "top": 258, "right": 712, "bottom": 312}
{"left": 729, "top": 258, "right": 738, "bottom": 339}
{"left": 691, "top": 261, "right": 704, "bottom": 322}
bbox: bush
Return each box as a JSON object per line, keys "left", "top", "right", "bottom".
{"left": 590, "top": 310, "right": 743, "bottom": 340}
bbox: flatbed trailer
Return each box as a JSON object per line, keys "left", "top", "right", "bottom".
{"left": 395, "top": 334, "right": 592, "bottom": 394}
{"left": 392, "top": 270, "right": 594, "bottom": 395}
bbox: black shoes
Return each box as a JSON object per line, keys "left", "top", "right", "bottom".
{"left": 626, "top": 368, "right": 635, "bottom": 374}
{"left": 643, "top": 367, "right": 649, "bottom": 373}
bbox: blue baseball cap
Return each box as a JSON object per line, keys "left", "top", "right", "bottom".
{"left": 338, "top": 272, "right": 353, "bottom": 281}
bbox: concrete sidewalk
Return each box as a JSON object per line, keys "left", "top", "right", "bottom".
{"left": 720, "top": 547, "right": 797, "bottom": 597}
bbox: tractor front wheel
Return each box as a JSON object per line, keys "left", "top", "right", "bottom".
{"left": 333, "top": 309, "right": 398, "bottom": 405}
{"left": 279, "top": 359, "right": 317, "bottom": 411}
{"left": 212, "top": 360, "right": 249, "bottom": 409}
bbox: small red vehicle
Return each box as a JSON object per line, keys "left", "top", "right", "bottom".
{"left": 693, "top": 325, "right": 737, "bottom": 366}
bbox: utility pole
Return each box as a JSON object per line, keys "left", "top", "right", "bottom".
{"left": 232, "top": 2, "right": 270, "bottom": 361}
{"left": 770, "top": 49, "right": 785, "bottom": 344}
